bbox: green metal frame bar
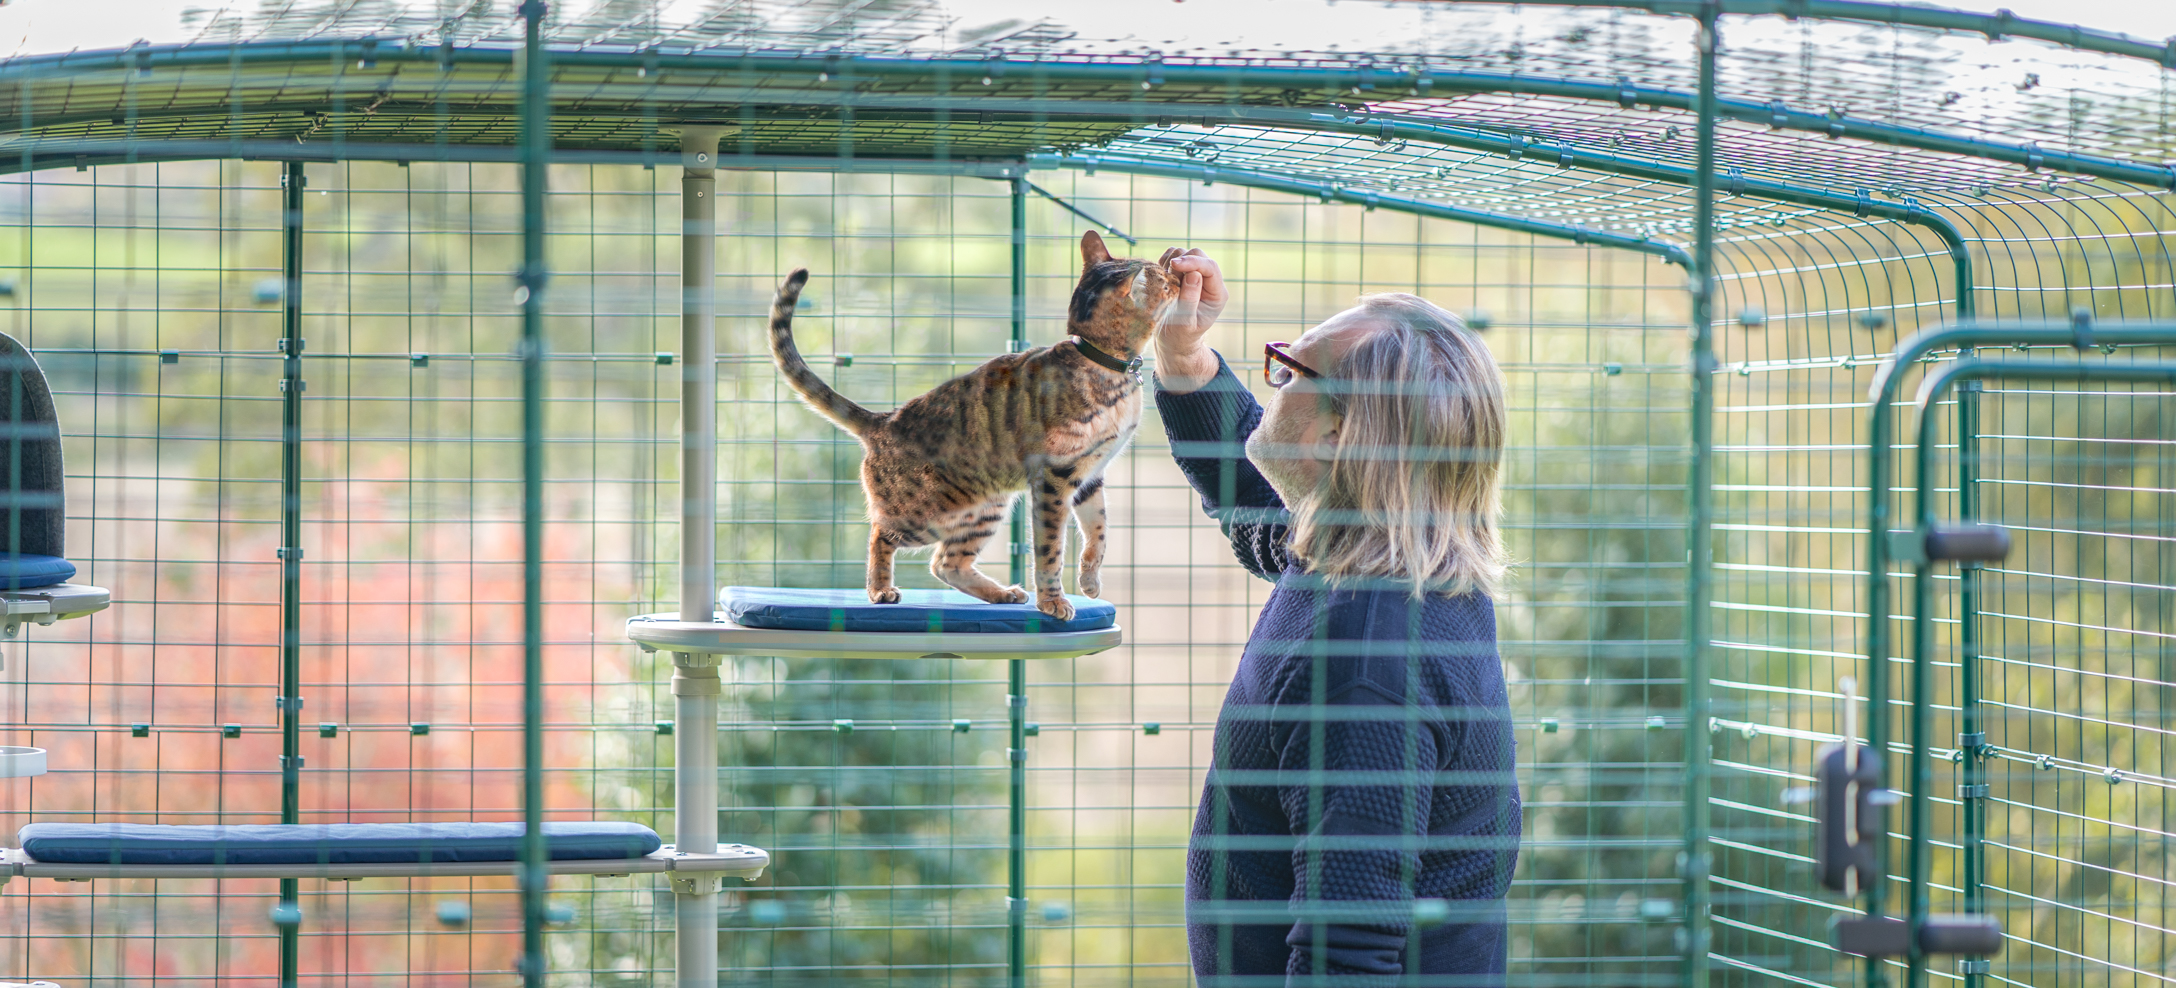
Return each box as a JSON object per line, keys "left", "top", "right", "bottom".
{"left": 517, "top": 1, "right": 550, "bottom": 984}
{"left": 1898, "top": 355, "right": 2176, "bottom": 988}
{"left": 1006, "top": 176, "right": 1031, "bottom": 988}
{"left": 1020, "top": 179, "right": 1135, "bottom": 246}
{"left": 1682, "top": 8, "right": 1720, "bottom": 988}
{"left": 1954, "top": 371, "right": 1983, "bottom": 988}
{"left": 1022, "top": 154, "right": 1692, "bottom": 267}
{"left": 276, "top": 158, "right": 305, "bottom": 988}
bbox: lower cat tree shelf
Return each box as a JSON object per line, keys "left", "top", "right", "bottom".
{"left": 628, "top": 587, "right": 1125, "bottom": 660}
{"left": 0, "top": 822, "right": 768, "bottom": 884}
{"left": 626, "top": 614, "right": 1123, "bottom": 660}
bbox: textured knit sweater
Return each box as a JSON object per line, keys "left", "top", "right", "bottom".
{"left": 1158, "top": 355, "right": 1522, "bottom": 988}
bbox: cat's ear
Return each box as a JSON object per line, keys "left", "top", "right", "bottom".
{"left": 1080, "top": 230, "right": 1112, "bottom": 272}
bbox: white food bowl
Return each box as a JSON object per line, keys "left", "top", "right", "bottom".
{"left": 0, "top": 746, "right": 46, "bottom": 778}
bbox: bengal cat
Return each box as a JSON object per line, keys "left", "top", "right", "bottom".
{"left": 768, "top": 231, "right": 1179, "bottom": 621}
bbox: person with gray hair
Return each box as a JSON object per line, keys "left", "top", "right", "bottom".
{"left": 1156, "top": 249, "right": 1521, "bottom": 987}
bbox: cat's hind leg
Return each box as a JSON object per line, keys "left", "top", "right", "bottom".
{"left": 867, "top": 527, "right": 905, "bottom": 604}
{"left": 1071, "top": 476, "right": 1108, "bottom": 599}
{"left": 929, "top": 497, "right": 1028, "bottom": 605}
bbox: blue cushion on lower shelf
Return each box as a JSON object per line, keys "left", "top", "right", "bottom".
{"left": 720, "top": 586, "right": 1116, "bottom": 634}
{"left": 0, "top": 553, "right": 72, "bottom": 591}
{"left": 18, "top": 821, "right": 661, "bottom": 866}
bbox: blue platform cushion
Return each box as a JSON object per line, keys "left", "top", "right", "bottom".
{"left": 720, "top": 586, "right": 1116, "bottom": 634}
{"left": 17, "top": 821, "right": 661, "bottom": 866}
{"left": 0, "top": 553, "right": 71, "bottom": 591}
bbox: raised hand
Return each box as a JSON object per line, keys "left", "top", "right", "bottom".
{"left": 1155, "top": 248, "right": 1228, "bottom": 393}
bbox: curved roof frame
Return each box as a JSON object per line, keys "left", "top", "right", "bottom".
{"left": 3, "top": 42, "right": 2166, "bottom": 190}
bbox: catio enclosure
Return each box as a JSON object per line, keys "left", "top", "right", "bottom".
{"left": 0, "top": 1, "right": 2168, "bottom": 987}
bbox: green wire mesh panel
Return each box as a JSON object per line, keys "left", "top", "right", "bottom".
{"left": 1701, "top": 189, "right": 2176, "bottom": 987}
{"left": 700, "top": 172, "right": 1694, "bottom": 986}
{"left": 0, "top": 158, "right": 700, "bottom": 981}
{"left": 1933, "top": 355, "right": 2176, "bottom": 988}
{"left": 0, "top": 159, "right": 1696, "bottom": 985}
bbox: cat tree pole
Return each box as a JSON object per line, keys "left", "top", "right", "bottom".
{"left": 675, "top": 125, "right": 725, "bottom": 988}
{"left": 1005, "top": 175, "right": 1031, "bottom": 988}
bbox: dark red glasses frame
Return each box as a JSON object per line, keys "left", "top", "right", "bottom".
{"left": 1264, "top": 341, "right": 1323, "bottom": 388}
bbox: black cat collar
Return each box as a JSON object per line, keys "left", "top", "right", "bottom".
{"left": 1071, "top": 336, "right": 1143, "bottom": 377}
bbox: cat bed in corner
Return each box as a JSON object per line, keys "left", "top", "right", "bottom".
{"left": 720, "top": 587, "right": 1115, "bottom": 634}
{"left": 0, "top": 333, "right": 108, "bottom": 630}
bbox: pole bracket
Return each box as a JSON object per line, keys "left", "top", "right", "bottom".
{"left": 672, "top": 667, "right": 721, "bottom": 696}
{"left": 671, "top": 874, "right": 723, "bottom": 896}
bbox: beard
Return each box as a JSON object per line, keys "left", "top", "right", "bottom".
{"left": 1244, "top": 404, "right": 1323, "bottom": 506}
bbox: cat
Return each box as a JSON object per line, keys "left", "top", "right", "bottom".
{"left": 767, "top": 231, "right": 1179, "bottom": 621}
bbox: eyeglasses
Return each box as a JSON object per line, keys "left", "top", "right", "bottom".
{"left": 1264, "top": 341, "right": 1323, "bottom": 389}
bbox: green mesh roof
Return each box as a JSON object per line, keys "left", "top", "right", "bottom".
{"left": 0, "top": 0, "right": 2167, "bottom": 245}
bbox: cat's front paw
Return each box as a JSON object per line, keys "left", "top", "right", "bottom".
{"left": 1036, "top": 594, "right": 1076, "bottom": 622}
{"left": 1078, "top": 572, "right": 1101, "bottom": 598}
{"left": 870, "top": 586, "right": 902, "bottom": 604}
{"left": 998, "top": 585, "right": 1030, "bottom": 604}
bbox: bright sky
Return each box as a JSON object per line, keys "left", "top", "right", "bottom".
{"left": 0, "top": 0, "right": 2168, "bottom": 57}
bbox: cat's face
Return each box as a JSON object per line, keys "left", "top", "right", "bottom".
{"left": 1070, "top": 231, "right": 1180, "bottom": 347}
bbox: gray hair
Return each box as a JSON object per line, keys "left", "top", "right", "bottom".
{"left": 1285, "top": 293, "right": 1509, "bottom": 598}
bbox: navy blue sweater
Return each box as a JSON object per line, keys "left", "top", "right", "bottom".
{"left": 1159, "top": 356, "right": 1521, "bottom": 988}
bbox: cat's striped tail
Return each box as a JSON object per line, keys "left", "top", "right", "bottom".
{"left": 767, "top": 269, "right": 883, "bottom": 438}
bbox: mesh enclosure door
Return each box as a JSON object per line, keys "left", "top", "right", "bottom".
{"left": 1964, "top": 361, "right": 2176, "bottom": 988}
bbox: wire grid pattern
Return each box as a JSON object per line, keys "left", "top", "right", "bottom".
{"left": 0, "top": 160, "right": 1700, "bottom": 985}
{"left": 6, "top": 3, "right": 2173, "bottom": 218}
{"left": 1969, "top": 367, "right": 2176, "bottom": 988}
{"left": 0, "top": 3, "right": 2165, "bottom": 986}
{"left": 1698, "top": 178, "right": 2176, "bottom": 988}
{"left": 0, "top": 158, "right": 698, "bottom": 982}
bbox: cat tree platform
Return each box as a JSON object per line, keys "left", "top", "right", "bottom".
{"left": 625, "top": 587, "right": 1123, "bottom": 660}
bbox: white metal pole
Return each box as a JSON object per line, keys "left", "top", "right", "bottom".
{"left": 673, "top": 125, "right": 724, "bottom": 988}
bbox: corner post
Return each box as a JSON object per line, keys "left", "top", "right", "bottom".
{"left": 674, "top": 124, "right": 726, "bottom": 988}
{"left": 276, "top": 158, "right": 306, "bottom": 988}
{"left": 515, "top": 2, "right": 551, "bottom": 984}
{"left": 1681, "top": 6, "right": 1720, "bottom": 988}
{"left": 1006, "top": 173, "right": 1030, "bottom": 988}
